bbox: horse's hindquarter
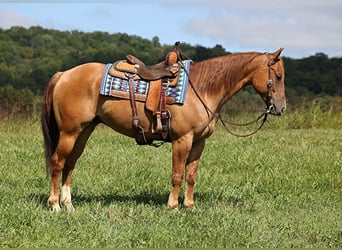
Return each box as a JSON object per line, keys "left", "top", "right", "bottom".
{"left": 53, "top": 63, "right": 106, "bottom": 132}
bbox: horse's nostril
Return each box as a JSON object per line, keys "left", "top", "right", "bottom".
{"left": 281, "top": 107, "right": 286, "bottom": 113}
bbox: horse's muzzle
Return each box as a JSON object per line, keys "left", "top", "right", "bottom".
{"left": 269, "top": 104, "right": 286, "bottom": 116}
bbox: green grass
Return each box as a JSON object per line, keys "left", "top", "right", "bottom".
{"left": 0, "top": 118, "right": 341, "bottom": 248}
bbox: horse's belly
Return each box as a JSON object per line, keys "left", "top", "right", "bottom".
{"left": 98, "top": 98, "right": 155, "bottom": 138}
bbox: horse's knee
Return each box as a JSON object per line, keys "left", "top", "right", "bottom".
{"left": 186, "top": 171, "right": 196, "bottom": 186}
{"left": 172, "top": 173, "right": 183, "bottom": 186}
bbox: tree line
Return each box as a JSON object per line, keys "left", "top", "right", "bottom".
{"left": 0, "top": 26, "right": 341, "bottom": 118}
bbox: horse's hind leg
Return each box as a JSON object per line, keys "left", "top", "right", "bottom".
{"left": 49, "top": 132, "right": 79, "bottom": 212}
{"left": 60, "top": 122, "right": 98, "bottom": 211}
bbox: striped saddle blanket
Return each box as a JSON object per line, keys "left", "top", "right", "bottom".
{"left": 99, "top": 60, "right": 191, "bottom": 104}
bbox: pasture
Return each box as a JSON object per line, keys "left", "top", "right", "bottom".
{"left": 0, "top": 114, "right": 341, "bottom": 247}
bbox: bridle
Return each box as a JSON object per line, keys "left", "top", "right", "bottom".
{"left": 180, "top": 52, "right": 276, "bottom": 137}
{"left": 266, "top": 53, "right": 275, "bottom": 110}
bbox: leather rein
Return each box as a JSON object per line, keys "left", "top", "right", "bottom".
{"left": 179, "top": 53, "right": 275, "bottom": 137}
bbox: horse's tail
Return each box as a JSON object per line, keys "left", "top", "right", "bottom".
{"left": 41, "top": 72, "right": 63, "bottom": 178}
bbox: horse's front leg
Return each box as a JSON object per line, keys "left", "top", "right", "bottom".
{"left": 168, "top": 135, "right": 193, "bottom": 209}
{"left": 184, "top": 139, "right": 205, "bottom": 208}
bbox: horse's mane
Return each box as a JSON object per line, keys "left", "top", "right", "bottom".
{"left": 189, "top": 52, "right": 262, "bottom": 96}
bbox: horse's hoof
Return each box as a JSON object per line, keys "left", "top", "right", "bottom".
{"left": 65, "top": 203, "right": 75, "bottom": 212}
{"left": 167, "top": 203, "right": 179, "bottom": 210}
{"left": 50, "top": 204, "right": 61, "bottom": 213}
{"left": 184, "top": 203, "right": 195, "bottom": 209}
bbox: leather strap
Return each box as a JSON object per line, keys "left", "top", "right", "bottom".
{"left": 126, "top": 73, "right": 148, "bottom": 145}
{"left": 160, "top": 85, "right": 169, "bottom": 140}
{"left": 266, "top": 54, "right": 274, "bottom": 107}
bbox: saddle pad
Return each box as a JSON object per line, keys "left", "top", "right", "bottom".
{"left": 99, "top": 60, "right": 191, "bottom": 104}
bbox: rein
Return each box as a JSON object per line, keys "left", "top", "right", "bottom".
{"left": 178, "top": 53, "right": 275, "bottom": 137}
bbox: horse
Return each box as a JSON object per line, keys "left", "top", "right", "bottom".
{"left": 41, "top": 48, "right": 286, "bottom": 212}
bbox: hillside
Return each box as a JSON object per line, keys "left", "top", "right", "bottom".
{"left": 0, "top": 26, "right": 341, "bottom": 118}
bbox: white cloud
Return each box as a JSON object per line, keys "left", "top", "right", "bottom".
{"left": 179, "top": 0, "right": 342, "bottom": 57}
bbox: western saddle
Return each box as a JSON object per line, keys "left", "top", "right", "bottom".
{"left": 108, "top": 42, "right": 183, "bottom": 145}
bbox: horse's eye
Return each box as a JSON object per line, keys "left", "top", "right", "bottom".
{"left": 275, "top": 74, "right": 282, "bottom": 81}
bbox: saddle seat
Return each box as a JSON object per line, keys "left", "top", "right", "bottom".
{"left": 126, "top": 54, "right": 178, "bottom": 81}
{"left": 109, "top": 51, "right": 180, "bottom": 83}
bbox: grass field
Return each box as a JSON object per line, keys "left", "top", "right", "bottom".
{"left": 0, "top": 116, "right": 341, "bottom": 247}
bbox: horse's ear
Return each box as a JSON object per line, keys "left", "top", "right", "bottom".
{"left": 272, "top": 48, "right": 284, "bottom": 60}
{"left": 269, "top": 48, "right": 284, "bottom": 64}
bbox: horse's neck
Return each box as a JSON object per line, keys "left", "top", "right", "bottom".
{"left": 191, "top": 53, "right": 261, "bottom": 112}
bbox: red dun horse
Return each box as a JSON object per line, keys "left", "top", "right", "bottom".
{"left": 41, "top": 48, "right": 286, "bottom": 212}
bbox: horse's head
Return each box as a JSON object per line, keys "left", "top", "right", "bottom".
{"left": 252, "top": 48, "right": 286, "bottom": 115}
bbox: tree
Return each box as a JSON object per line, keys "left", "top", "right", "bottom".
{"left": 0, "top": 26, "right": 340, "bottom": 97}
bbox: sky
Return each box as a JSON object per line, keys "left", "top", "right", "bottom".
{"left": 0, "top": 0, "right": 341, "bottom": 59}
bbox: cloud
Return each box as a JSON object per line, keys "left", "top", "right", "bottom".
{"left": 0, "top": 10, "right": 39, "bottom": 29}
{"left": 180, "top": 0, "right": 342, "bottom": 57}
